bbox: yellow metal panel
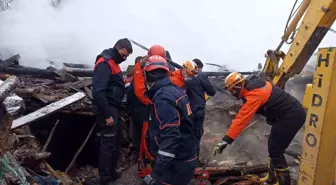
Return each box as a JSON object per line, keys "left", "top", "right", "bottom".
{"left": 266, "top": 0, "right": 336, "bottom": 87}
{"left": 303, "top": 84, "right": 313, "bottom": 109}
{"left": 298, "top": 48, "right": 336, "bottom": 185}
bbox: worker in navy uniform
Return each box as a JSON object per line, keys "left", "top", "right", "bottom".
{"left": 127, "top": 46, "right": 167, "bottom": 167}
{"left": 141, "top": 55, "right": 197, "bottom": 185}
{"left": 92, "top": 38, "right": 133, "bottom": 185}
{"left": 213, "top": 72, "right": 306, "bottom": 185}
{"left": 185, "top": 58, "right": 216, "bottom": 165}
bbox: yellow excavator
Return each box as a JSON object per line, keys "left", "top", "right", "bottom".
{"left": 262, "top": 0, "right": 335, "bottom": 184}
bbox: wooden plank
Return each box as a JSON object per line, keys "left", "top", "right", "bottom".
{"left": 84, "top": 86, "right": 93, "bottom": 100}
{"left": 11, "top": 92, "right": 86, "bottom": 129}
{"left": 0, "top": 76, "right": 19, "bottom": 103}
{"left": 69, "top": 78, "right": 92, "bottom": 89}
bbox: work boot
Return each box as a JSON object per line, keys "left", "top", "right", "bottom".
{"left": 274, "top": 166, "right": 291, "bottom": 185}
{"left": 260, "top": 162, "right": 291, "bottom": 185}
{"left": 259, "top": 161, "right": 278, "bottom": 184}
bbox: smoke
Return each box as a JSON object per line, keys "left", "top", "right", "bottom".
{"left": 0, "top": 0, "right": 219, "bottom": 70}
{"left": 0, "top": 0, "right": 145, "bottom": 69}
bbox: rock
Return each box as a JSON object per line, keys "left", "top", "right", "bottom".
{"left": 111, "top": 165, "right": 143, "bottom": 185}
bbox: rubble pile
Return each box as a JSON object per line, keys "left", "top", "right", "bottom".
{"left": 0, "top": 54, "right": 306, "bottom": 184}
{"left": 0, "top": 55, "right": 133, "bottom": 185}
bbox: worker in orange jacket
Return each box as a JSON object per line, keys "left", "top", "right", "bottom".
{"left": 170, "top": 60, "right": 199, "bottom": 89}
{"left": 127, "top": 45, "right": 167, "bottom": 165}
{"left": 213, "top": 72, "right": 306, "bottom": 185}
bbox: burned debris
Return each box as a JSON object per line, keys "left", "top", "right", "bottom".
{"left": 0, "top": 54, "right": 303, "bottom": 185}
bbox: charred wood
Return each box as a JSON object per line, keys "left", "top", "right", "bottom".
{"left": 14, "top": 88, "right": 39, "bottom": 99}
{"left": 47, "top": 66, "right": 78, "bottom": 82}
{"left": 42, "top": 119, "right": 59, "bottom": 152}
{"left": 0, "top": 67, "right": 57, "bottom": 78}
{"left": 0, "top": 54, "right": 20, "bottom": 68}
{"left": 65, "top": 123, "right": 96, "bottom": 174}
{"left": 68, "top": 77, "right": 92, "bottom": 89}
{"left": 196, "top": 164, "right": 267, "bottom": 180}
{"left": 63, "top": 62, "right": 91, "bottom": 69}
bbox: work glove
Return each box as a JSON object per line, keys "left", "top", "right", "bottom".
{"left": 213, "top": 140, "right": 228, "bottom": 156}
{"left": 142, "top": 174, "right": 158, "bottom": 185}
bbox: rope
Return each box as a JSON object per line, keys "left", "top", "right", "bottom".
{"left": 0, "top": 157, "right": 29, "bottom": 185}
{"left": 0, "top": 160, "right": 7, "bottom": 184}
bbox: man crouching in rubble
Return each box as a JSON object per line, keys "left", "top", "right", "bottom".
{"left": 142, "top": 55, "right": 197, "bottom": 185}
{"left": 213, "top": 72, "right": 306, "bottom": 185}
{"left": 92, "top": 38, "right": 133, "bottom": 185}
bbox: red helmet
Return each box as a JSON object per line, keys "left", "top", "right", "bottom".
{"left": 148, "top": 45, "right": 166, "bottom": 59}
{"left": 144, "top": 55, "right": 169, "bottom": 72}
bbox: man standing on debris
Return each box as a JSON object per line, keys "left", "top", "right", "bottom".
{"left": 142, "top": 55, "right": 197, "bottom": 185}
{"left": 213, "top": 72, "right": 306, "bottom": 185}
{"left": 185, "top": 58, "right": 216, "bottom": 165}
{"left": 92, "top": 38, "right": 133, "bottom": 185}
{"left": 127, "top": 45, "right": 167, "bottom": 165}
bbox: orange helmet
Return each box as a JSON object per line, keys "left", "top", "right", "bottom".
{"left": 183, "top": 60, "right": 198, "bottom": 76}
{"left": 144, "top": 55, "right": 169, "bottom": 72}
{"left": 224, "top": 72, "right": 245, "bottom": 98}
{"left": 148, "top": 45, "right": 166, "bottom": 59}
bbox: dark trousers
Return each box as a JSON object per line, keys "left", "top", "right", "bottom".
{"left": 96, "top": 106, "right": 121, "bottom": 184}
{"left": 130, "top": 105, "right": 150, "bottom": 155}
{"left": 193, "top": 108, "right": 205, "bottom": 156}
{"left": 268, "top": 105, "right": 306, "bottom": 167}
{"left": 153, "top": 159, "right": 197, "bottom": 185}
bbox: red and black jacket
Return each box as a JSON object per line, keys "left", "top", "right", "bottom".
{"left": 92, "top": 47, "right": 126, "bottom": 118}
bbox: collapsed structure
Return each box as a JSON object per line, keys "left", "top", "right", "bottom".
{"left": 0, "top": 54, "right": 306, "bottom": 185}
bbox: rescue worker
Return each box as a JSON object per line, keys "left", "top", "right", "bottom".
{"left": 213, "top": 72, "right": 306, "bottom": 185}
{"left": 185, "top": 58, "right": 216, "bottom": 164}
{"left": 170, "top": 60, "right": 198, "bottom": 89}
{"left": 165, "top": 50, "right": 176, "bottom": 71}
{"left": 92, "top": 38, "right": 133, "bottom": 185}
{"left": 127, "top": 45, "right": 167, "bottom": 165}
{"left": 142, "top": 55, "right": 197, "bottom": 185}
{"left": 192, "top": 58, "right": 203, "bottom": 72}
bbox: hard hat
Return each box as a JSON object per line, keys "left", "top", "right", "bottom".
{"left": 183, "top": 60, "right": 198, "bottom": 76}
{"left": 224, "top": 72, "right": 246, "bottom": 99}
{"left": 224, "top": 72, "right": 245, "bottom": 91}
{"left": 144, "top": 55, "right": 169, "bottom": 72}
{"left": 148, "top": 45, "right": 166, "bottom": 59}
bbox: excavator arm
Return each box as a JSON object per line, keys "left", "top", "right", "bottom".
{"left": 263, "top": 0, "right": 336, "bottom": 88}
